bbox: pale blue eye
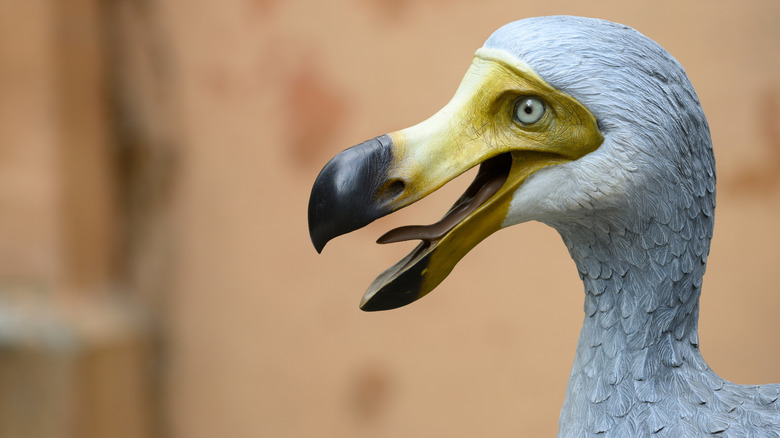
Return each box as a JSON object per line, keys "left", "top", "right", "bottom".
{"left": 514, "top": 97, "right": 546, "bottom": 125}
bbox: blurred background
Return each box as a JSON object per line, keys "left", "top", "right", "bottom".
{"left": 1, "top": 0, "right": 779, "bottom": 437}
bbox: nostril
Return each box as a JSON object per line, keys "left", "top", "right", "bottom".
{"left": 377, "top": 179, "right": 406, "bottom": 204}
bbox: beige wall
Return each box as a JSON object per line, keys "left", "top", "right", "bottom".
{"left": 2, "top": 0, "right": 779, "bottom": 437}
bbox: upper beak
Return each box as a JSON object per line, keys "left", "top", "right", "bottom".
{"left": 308, "top": 48, "right": 602, "bottom": 311}
{"left": 308, "top": 134, "right": 396, "bottom": 254}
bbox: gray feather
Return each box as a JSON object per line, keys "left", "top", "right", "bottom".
{"left": 482, "top": 16, "right": 780, "bottom": 437}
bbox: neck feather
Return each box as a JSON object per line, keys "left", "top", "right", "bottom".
{"left": 555, "top": 216, "right": 714, "bottom": 434}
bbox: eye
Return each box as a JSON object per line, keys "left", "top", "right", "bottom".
{"left": 513, "top": 97, "right": 546, "bottom": 125}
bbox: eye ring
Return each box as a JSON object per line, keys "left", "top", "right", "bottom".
{"left": 513, "top": 97, "right": 546, "bottom": 125}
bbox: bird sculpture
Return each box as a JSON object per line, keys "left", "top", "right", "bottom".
{"left": 308, "top": 16, "right": 780, "bottom": 437}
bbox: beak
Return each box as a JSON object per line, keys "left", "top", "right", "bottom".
{"left": 308, "top": 48, "right": 603, "bottom": 311}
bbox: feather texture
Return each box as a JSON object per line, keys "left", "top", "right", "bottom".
{"left": 485, "top": 16, "right": 780, "bottom": 437}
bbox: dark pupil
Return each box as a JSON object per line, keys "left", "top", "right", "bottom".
{"left": 524, "top": 103, "right": 533, "bottom": 114}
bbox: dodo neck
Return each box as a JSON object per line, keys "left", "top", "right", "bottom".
{"left": 559, "top": 218, "right": 710, "bottom": 368}
{"left": 554, "top": 217, "right": 714, "bottom": 434}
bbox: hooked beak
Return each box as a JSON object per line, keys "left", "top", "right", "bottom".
{"left": 308, "top": 48, "right": 603, "bottom": 311}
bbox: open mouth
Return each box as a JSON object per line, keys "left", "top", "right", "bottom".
{"left": 377, "top": 153, "right": 512, "bottom": 246}
{"left": 307, "top": 132, "right": 587, "bottom": 312}
{"left": 360, "top": 152, "right": 513, "bottom": 310}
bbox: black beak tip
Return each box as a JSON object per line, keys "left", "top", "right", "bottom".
{"left": 307, "top": 191, "right": 333, "bottom": 253}
{"left": 359, "top": 292, "right": 416, "bottom": 312}
{"left": 311, "top": 239, "right": 325, "bottom": 254}
{"left": 358, "top": 251, "right": 430, "bottom": 311}
{"left": 309, "top": 224, "right": 327, "bottom": 254}
{"left": 307, "top": 158, "right": 351, "bottom": 253}
{"left": 307, "top": 135, "right": 395, "bottom": 254}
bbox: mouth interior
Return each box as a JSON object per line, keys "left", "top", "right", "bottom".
{"left": 374, "top": 152, "right": 512, "bottom": 269}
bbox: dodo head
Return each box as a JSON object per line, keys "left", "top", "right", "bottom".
{"left": 308, "top": 16, "right": 714, "bottom": 311}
